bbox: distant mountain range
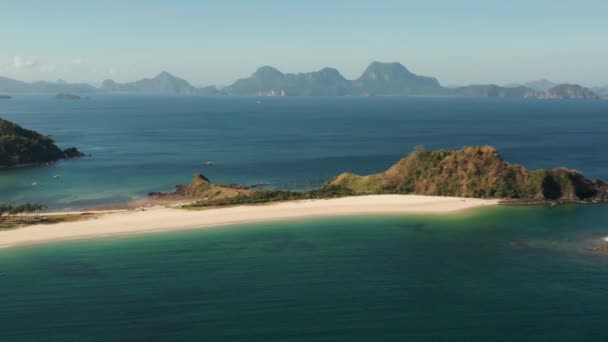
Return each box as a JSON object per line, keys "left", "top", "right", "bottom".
{"left": 0, "top": 62, "right": 604, "bottom": 99}
{"left": 0, "top": 76, "right": 97, "bottom": 94}
{"left": 101, "top": 71, "right": 221, "bottom": 95}
{"left": 505, "top": 79, "right": 557, "bottom": 92}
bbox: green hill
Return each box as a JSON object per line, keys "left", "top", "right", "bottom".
{"left": 0, "top": 118, "right": 84, "bottom": 168}
{"left": 329, "top": 146, "right": 607, "bottom": 201}
{"left": 182, "top": 146, "right": 607, "bottom": 208}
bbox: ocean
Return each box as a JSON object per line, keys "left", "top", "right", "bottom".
{"left": 1, "top": 95, "right": 608, "bottom": 340}
{"left": 1, "top": 95, "right": 607, "bottom": 209}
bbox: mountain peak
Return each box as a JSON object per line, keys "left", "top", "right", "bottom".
{"left": 359, "top": 61, "right": 417, "bottom": 82}
{"left": 355, "top": 61, "right": 440, "bottom": 93}
{"left": 253, "top": 66, "right": 284, "bottom": 79}
{"left": 312, "top": 67, "right": 347, "bottom": 82}
{"left": 156, "top": 71, "right": 176, "bottom": 79}
{"left": 363, "top": 61, "right": 410, "bottom": 75}
{"left": 100, "top": 71, "right": 201, "bottom": 95}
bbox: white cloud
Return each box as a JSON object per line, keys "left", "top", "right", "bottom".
{"left": 13, "top": 56, "right": 39, "bottom": 69}
{"left": 71, "top": 58, "right": 82, "bottom": 65}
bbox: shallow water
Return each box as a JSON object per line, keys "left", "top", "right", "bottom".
{"left": 1, "top": 95, "right": 607, "bottom": 209}
{"left": 1, "top": 205, "right": 607, "bottom": 341}
{"left": 1, "top": 95, "right": 608, "bottom": 340}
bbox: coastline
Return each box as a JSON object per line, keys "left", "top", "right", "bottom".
{"left": 0, "top": 194, "right": 498, "bottom": 249}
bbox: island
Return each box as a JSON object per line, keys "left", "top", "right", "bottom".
{"left": 328, "top": 146, "right": 607, "bottom": 201}
{"left": 0, "top": 63, "right": 601, "bottom": 99}
{"left": 0, "top": 95, "right": 11, "bottom": 99}
{"left": 151, "top": 146, "right": 606, "bottom": 208}
{"left": 2, "top": 145, "right": 607, "bottom": 248}
{"left": 0, "top": 117, "right": 86, "bottom": 168}
{"left": 531, "top": 84, "right": 599, "bottom": 100}
{"left": 101, "top": 71, "right": 222, "bottom": 95}
{"left": 55, "top": 93, "right": 81, "bottom": 100}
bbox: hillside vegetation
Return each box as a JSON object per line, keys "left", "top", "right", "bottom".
{"left": 179, "top": 146, "right": 606, "bottom": 209}
{"left": 330, "top": 146, "right": 607, "bottom": 201}
{"left": 0, "top": 118, "right": 84, "bottom": 168}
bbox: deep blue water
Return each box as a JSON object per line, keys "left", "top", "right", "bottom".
{"left": 1, "top": 95, "right": 607, "bottom": 209}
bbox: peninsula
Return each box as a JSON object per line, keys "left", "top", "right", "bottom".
{"left": 1, "top": 146, "right": 605, "bottom": 248}
{"left": 168, "top": 146, "right": 607, "bottom": 208}
{"left": 0, "top": 118, "right": 85, "bottom": 168}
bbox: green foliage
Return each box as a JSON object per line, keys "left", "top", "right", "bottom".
{"left": 0, "top": 118, "right": 83, "bottom": 167}
{"left": 186, "top": 185, "right": 355, "bottom": 208}
{"left": 330, "top": 146, "right": 607, "bottom": 201}
{"left": 0, "top": 202, "right": 47, "bottom": 223}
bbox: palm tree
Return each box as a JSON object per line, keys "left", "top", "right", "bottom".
{"left": 9, "top": 205, "right": 25, "bottom": 223}
{"left": 0, "top": 204, "right": 13, "bottom": 222}
{"left": 32, "top": 204, "right": 47, "bottom": 220}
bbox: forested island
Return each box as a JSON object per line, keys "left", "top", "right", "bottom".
{"left": 153, "top": 146, "right": 607, "bottom": 207}
{"left": 0, "top": 118, "right": 85, "bottom": 168}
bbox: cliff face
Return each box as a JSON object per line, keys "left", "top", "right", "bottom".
{"left": 329, "top": 146, "right": 606, "bottom": 201}
{"left": 174, "top": 173, "right": 214, "bottom": 196}
{"left": 0, "top": 118, "right": 84, "bottom": 168}
{"left": 531, "top": 84, "right": 598, "bottom": 99}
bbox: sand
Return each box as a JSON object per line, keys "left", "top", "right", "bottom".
{"left": 0, "top": 195, "right": 499, "bottom": 248}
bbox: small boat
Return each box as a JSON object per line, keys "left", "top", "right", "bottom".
{"left": 202, "top": 161, "right": 214, "bottom": 166}
{"left": 31, "top": 182, "right": 39, "bottom": 186}
{"left": 53, "top": 175, "right": 61, "bottom": 179}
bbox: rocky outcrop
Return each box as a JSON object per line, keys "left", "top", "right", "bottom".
{"left": 168, "top": 173, "right": 251, "bottom": 200}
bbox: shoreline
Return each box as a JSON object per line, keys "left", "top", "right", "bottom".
{"left": 0, "top": 195, "right": 498, "bottom": 249}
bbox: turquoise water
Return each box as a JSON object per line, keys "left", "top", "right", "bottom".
{"left": 1, "top": 95, "right": 607, "bottom": 209}
{"left": 1, "top": 205, "right": 607, "bottom": 341}
{"left": 1, "top": 96, "right": 608, "bottom": 340}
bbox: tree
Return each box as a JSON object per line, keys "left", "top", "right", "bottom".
{"left": 9, "top": 205, "right": 25, "bottom": 222}
{"left": 32, "top": 204, "right": 47, "bottom": 219}
{"left": 0, "top": 204, "right": 13, "bottom": 222}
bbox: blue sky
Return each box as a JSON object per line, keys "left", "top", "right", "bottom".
{"left": 1, "top": 0, "right": 607, "bottom": 86}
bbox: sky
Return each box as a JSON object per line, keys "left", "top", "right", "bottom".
{"left": 1, "top": 0, "right": 607, "bottom": 87}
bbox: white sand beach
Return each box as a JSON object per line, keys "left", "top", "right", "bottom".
{"left": 0, "top": 195, "right": 499, "bottom": 248}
